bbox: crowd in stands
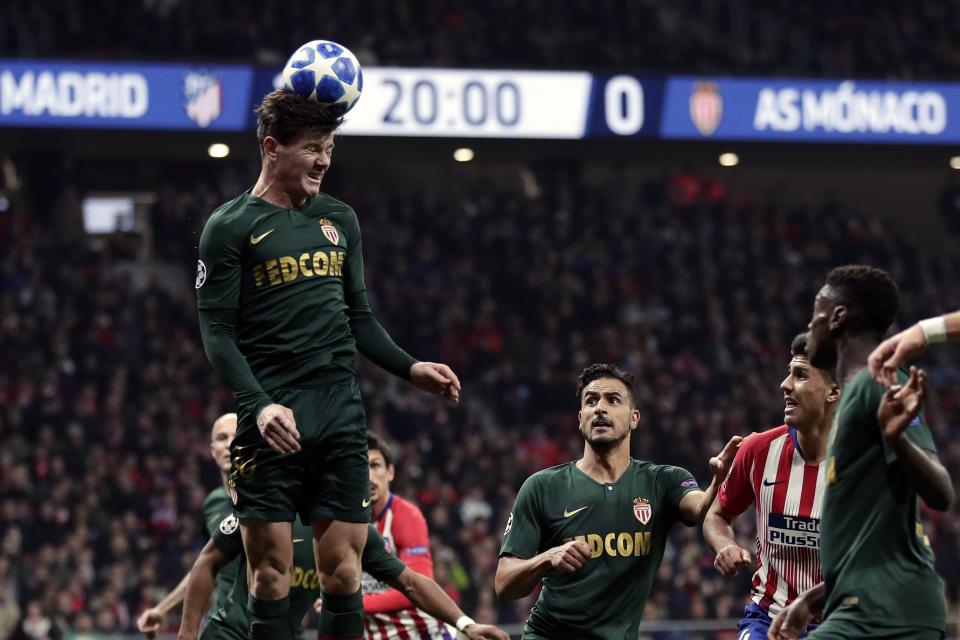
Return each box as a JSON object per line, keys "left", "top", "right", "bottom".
{"left": 4, "top": 0, "right": 960, "bottom": 78}
{"left": 1, "top": 159, "right": 959, "bottom": 638}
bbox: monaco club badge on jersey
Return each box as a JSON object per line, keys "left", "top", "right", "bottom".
{"left": 320, "top": 218, "right": 340, "bottom": 245}
{"left": 633, "top": 497, "right": 652, "bottom": 524}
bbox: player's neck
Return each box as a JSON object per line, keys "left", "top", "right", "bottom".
{"left": 251, "top": 171, "right": 306, "bottom": 208}
{"left": 372, "top": 493, "right": 391, "bottom": 520}
{"left": 836, "top": 335, "right": 877, "bottom": 388}
{"left": 795, "top": 422, "right": 829, "bottom": 465}
{"left": 578, "top": 443, "right": 631, "bottom": 484}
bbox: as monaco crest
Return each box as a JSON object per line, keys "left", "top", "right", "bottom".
{"left": 320, "top": 218, "right": 340, "bottom": 245}
{"left": 689, "top": 81, "right": 723, "bottom": 136}
{"left": 183, "top": 71, "right": 223, "bottom": 128}
{"left": 633, "top": 497, "right": 652, "bottom": 525}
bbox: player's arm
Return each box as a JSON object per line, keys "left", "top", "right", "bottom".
{"left": 136, "top": 571, "right": 190, "bottom": 635}
{"left": 363, "top": 506, "right": 433, "bottom": 614}
{"left": 196, "top": 218, "right": 299, "bottom": 454}
{"left": 879, "top": 367, "right": 955, "bottom": 511}
{"left": 342, "top": 212, "right": 461, "bottom": 403}
{"left": 177, "top": 540, "right": 230, "bottom": 640}
{"left": 702, "top": 434, "right": 754, "bottom": 575}
{"left": 676, "top": 435, "right": 742, "bottom": 525}
{"left": 385, "top": 569, "right": 509, "bottom": 640}
{"left": 769, "top": 582, "right": 826, "bottom": 640}
{"left": 869, "top": 311, "right": 960, "bottom": 386}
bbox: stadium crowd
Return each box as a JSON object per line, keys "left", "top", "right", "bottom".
{"left": 4, "top": 0, "right": 960, "bottom": 78}
{"left": 1, "top": 162, "right": 959, "bottom": 638}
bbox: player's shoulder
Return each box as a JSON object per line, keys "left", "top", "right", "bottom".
{"left": 203, "top": 485, "right": 229, "bottom": 511}
{"left": 390, "top": 494, "right": 427, "bottom": 521}
{"left": 313, "top": 191, "right": 354, "bottom": 213}
{"left": 632, "top": 459, "right": 695, "bottom": 483}
{"left": 201, "top": 192, "right": 265, "bottom": 241}
{"left": 516, "top": 462, "right": 577, "bottom": 495}
{"left": 742, "top": 425, "right": 790, "bottom": 452}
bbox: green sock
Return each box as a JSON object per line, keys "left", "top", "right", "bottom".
{"left": 248, "top": 594, "right": 293, "bottom": 640}
{"left": 318, "top": 590, "right": 364, "bottom": 639}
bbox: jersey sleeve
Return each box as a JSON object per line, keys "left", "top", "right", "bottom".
{"left": 361, "top": 525, "right": 406, "bottom": 584}
{"left": 659, "top": 465, "right": 701, "bottom": 520}
{"left": 210, "top": 514, "right": 244, "bottom": 561}
{"left": 878, "top": 371, "right": 938, "bottom": 463}
{"left": 342, "top": 207, "right": 367, "bottom": 296}
{"left": 717, "top": 434, "right": 757, "bottom": 516}
{"left": 499, "top": 474, "right": 544, "bottom": 560}
{"left": 196, "top": 212, "right": 242, "bottom": 310}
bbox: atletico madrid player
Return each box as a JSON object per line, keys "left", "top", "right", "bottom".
{"left": 704, "top": 333, "right": 839, "bottom": 639}
{"left": 495, "top": 363, "right": 741, "bottom": 640}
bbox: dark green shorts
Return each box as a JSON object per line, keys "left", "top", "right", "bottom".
{"left": 229, "top": 377, "right": 370, "bottom": 523}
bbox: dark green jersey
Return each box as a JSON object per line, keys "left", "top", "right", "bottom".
{"left": 201, "top": 486, "right": 240, "bottom": 610}
{"left": 820, "top": 368, "right": 944, "bottom": 632}
{"left": 500, "top": 459, "right": 700, "bottom": 640}
{"left": 197, "top": 192, "right": 364, "bottom": 391}
{"left": 202, "top": 519, "right": 405, "bottom": 639}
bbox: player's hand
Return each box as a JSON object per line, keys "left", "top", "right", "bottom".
{"left": 768, "top": 597, "right": 814, "bottom": 640}
{"left": 462, "top": 623, "right": 511, "bottom": 640}
{"left": 257, "top": 403, "right": 300, "bottom": 454}
{"left": 878, "top": 366, "right": 927, "bottom": 442}
{"left": 410, "top": 362, "right": 462, "bottom": 403}
{"left": 868, "top": 323, "right": 927, "bottom": 387}
{"left": 713, "top": 543, "right": 751, "bottom": 576}
{"left": 136, "top": 607, "right": 165, "bottom": 636}
{"left": 546, "top": 540, "right": 591, "bottom": 573}
{"left": 313, "top": 597, "right": 323, "bottom": 614}
{"left": 708, "top": 435, "right": 743, "bottom": 480}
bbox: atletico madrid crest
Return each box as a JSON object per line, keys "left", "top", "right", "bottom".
{"left": 319, "top": 218, "right": 340, "bottom": 245}
{"left": 633, "top": 497, "right": 652, "bottom": 524}
{"left": 689, "top": 81, "right": 723, "bottom": 136}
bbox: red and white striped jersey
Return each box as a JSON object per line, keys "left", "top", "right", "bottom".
{"left": 717, "top": 426, "right": 825, "bottom": 617}
{"left": 361, "top": 494, "right": 456, "bottom": 640}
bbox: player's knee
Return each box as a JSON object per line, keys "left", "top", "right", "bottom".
{"left": 320, "top": 557, "right": 361, "bottom": 594}
{"left": 250, "top": 561, "right": 290, "bottom": 597}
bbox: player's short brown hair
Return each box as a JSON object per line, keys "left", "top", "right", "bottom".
{"left": 255, "top": 90, "right": 343, "bottom": 149}
{"left": 368, "top": 432, "right": 395, "bottom": 468}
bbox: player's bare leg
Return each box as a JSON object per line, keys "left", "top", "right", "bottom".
{"left": 241, "top": 519, "right": 295, "bottom": 638}
{"left": 312, "top": 518, "right": 368, "bottom": 639}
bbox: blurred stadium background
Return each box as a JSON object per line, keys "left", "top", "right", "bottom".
{"left": 2, "top": 1, "right": 960, "bottom": 638}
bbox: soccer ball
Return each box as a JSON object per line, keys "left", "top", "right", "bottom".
{"left": 281, "top": 40, "right": 363, "bottom": 115}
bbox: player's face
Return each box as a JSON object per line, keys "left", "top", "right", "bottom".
{"left": 780, "top": 357, "right": 838, "bottom": 430}
{"left": 209, "top": 414, "right": 237, "bottom": 475}
{"left": 272, "top": 132, "right": 334, "bottom": 202}
{"left": 368, "top": 449, "right": 395, "bottom": 506}
{"left": 577, "top": 378, "right": 640, "bottom": 450}
{"left": 807, "top": 287, "right": 839, "bottom": 371}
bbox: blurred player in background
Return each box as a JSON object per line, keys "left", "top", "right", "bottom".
{"left": 177, "top": 515, "right": 508, "bottom": 640}
{"left": 704, "top": 334, "right": 838, "bottom": 639}
{"left": 494, "top": 363, "right": 741, "bottom": 640}
{"left": 196, "top": 91, "right": 460, "bottom": 639}
{"left": 771, "top": 265, "right": 955, "bottom": 640}
{"left": 136, "top": 413, "right": 239, "bottom": 636}
{"left": 868, "top": 310, "right": 960, "bottom": 385}
{"left": 362, "top": 433, "right": 454, "bottom": 639}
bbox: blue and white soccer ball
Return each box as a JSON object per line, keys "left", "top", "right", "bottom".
{"left": 281, "top": 40, "right": 363, "bottom": 115}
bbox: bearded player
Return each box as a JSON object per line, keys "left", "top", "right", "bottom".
{"left": 196, "top": 90, "right": 460, "bottom": 640}
{"left": 771, "top": 265, "right": 954, "bottom": 640}
{"left": 362, "top": 433, "right": 455, "bottom": 639}
{"left": 703, "top": 334, "right": 838, "bottom": 639}
{"left": 495, "top": 363, "right": 741, "bottom": 639}
{"left": 136, "top": 413, "right": 239, "bottom": 636}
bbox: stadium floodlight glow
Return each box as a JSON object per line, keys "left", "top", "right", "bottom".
{"left": 453, "top": 147, "right": 475, "bottom": 162}
{"left": 950, "top": 156, "right": 960, "bottom": 170}
{"left": 718, "top": 152, "right": 739, "bottom": 167}
{"left": 208, "top": 143, "right": 230, "bottom": 159}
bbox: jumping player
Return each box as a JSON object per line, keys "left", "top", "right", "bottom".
{"left": 703, "top": 334, "right": 838, "bottom": 639}
{"left": 196, "top": 90, "right": 460, "bottom": 639}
